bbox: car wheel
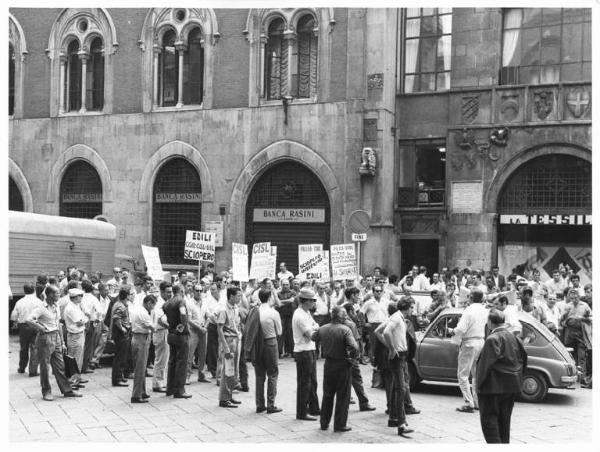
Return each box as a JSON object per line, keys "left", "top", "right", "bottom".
{"left": 520, "top": 370, "right": 548, "bottom": 402}
{"left": 408, "top": 362, "right": 420, "bottom": 391}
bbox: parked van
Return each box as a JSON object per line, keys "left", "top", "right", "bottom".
{"left": 8, "top": 211, "right": 116, "bottom": 303}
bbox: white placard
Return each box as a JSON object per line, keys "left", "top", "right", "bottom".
{"left": 330, "top": 244, "right": 357, "bottom": 281}
{"left": 184, "top": 230, "right": 215, "bottom": 262}
{"left": 298, "top": 244, "right": 326, "bottom": 280}
{"left": 141, "top": 245, "right": 164, "bottom": 282}
{"left": 249, "top": 242, "right": 275, "bottom": 280}
{"left": 205, "top": 221, "right": 224, "bottom": 247}
{"left": 231, "top": 242, "right": 249, "bottom": 282}
{"left": 451, "top": 181, "right": 483, "bottom": 213}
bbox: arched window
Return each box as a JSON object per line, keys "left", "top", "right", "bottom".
{"left": 87, "top": 37, "right": 104, "bottom": 110}
{"left": 66, "top": 40, "right": 82, "bottom": 112}
{"left": 9, "top": 44, "right": 15, "bottom": 115}
{"left": 159, "top": 29, "right": 179, "bottom": 107}
{"left": 183, "top": 27, "right": 204, "bottom": 105}
{"left": 265, "top": 18, "right": 286, "bottom": 100}
{"left": 59, "top": 160, "right": 103, "bottom": 219}
{"left": 295, "top": 15, "right": 318, "bottom": 98}
{"left": 152, "top": 158, "right": 202, "bottom": 265}
{"left": 9, "top": 177, "right": 24, "bottom": 212}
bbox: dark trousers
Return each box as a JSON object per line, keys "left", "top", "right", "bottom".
{"left": 167, "top": 333, "right": 190, "bottom": 396}
{"left": 388, "top": 354, "right": 407, "bottom": 425}
{"left": 37, "top": 331, "right": 72, "bottom": 396}
{"left": 239, "top": 334, "right": 248, "bottom": 388}
{"left": 313, "top": 315, "right": 330, "bottom": 356}
{"left": 131, "top": 333, "right": 150, "bottom": 399}
{"left": 18, "top": 323, "right": 39, "bottom": 374}
{"left": 206, "top": 323, "right": 218, "bottom": 376}
{"left": 81, "top": 322, "right": 95, "bottom": 372}
{"left": 295, "top": 350, "right": 320, "bottom": 417}
{"left": 255, "top": 337, "right": 279, "bottom": 409}
{"left": 278, "top": 316, "right": 294, "bottom": 355}
{"left": 478, "top": 393, "right": 516, "bottom": 443}
{"left": 351, "top": 359, "right": 369, "bottom": 407}
{"left": 321, "top": 359, "right": 352, "bottom": 430}
{"left": 112, "top": 334, "right": 130, "bottom": 384}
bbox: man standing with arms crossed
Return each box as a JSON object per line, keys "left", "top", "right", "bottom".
{"left": 450, "top": 289, "right": 489, "bottom": 413}
{"left": 292, "top": 287, "right": 321, "bottom": 420}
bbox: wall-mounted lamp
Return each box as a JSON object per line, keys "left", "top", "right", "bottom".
{"left": 282, "top": 95, "right": 293, "bottom": 125}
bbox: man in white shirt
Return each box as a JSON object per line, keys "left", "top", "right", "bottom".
{"left": 292, "top": 288, "right": 321, "bottom": 421}
{"left": 11, "top": 282, "right": 44, "bottom": 376}
{"left": 413, "top": 266, "right": 430, "bottom": 292}
{"left": 90, "top": 283, "right": 110, "bottom": 369}
{"left": 360, "top": 284, "right": 390, "bottom": 363}
{"left": 429, "top": 273, "right": 444, "bottom": 292}
{"left": 133, "top": 275, "right": 154, "bottom": 307}
{"left": 151, "top": 281, "right": 172, "bottom": 392}
{"left": 129, "top": 294, "right": 156, "bottom": 403}
{"left": 186, "top": 285, "right": 206, "bottom": 384}
{"left": 277, "top": 262, "right": 294, "bottom": 282}
{"left": 255, "top": 289, "right": 283, "bottom": 413}
{"left": 63, "top": 288, "right": 88, "bottom": 388}
{"left": 545, "top": 269, "right": 568, "bottom": 300}
{"left": 450, "top": 289, "right": 488, "bottom": 412}
{"left": 80, "top": 280, "right": 100, "bottom": 374}
{"left": 106, "top": 267, "right": 122, "bottom": 288}
{"left": 492, "top": 295, "right": 522, "bottom": 335}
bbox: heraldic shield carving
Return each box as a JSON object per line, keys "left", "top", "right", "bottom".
{"left": 533, "top": 90, "right": 554, "bottom": 120}
{"left": 461, "top": 96, "right": 479, "bottom": 123}
{"left": 566, "top": 88, "right": 590, "bottom": 118}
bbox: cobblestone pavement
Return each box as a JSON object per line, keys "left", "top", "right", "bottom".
{"left": 8, "top": 335, "right": 593, "bottom": 443}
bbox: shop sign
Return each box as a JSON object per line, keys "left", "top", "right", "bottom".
{"left": 253, "top": 208, "right": 325, "bottom": 223}
{"left": 62, "top": 193, "right": 102, "bottom": 203}
{"left": 500, "top": 214, "right": 591, "bottom": 226}
{"left": 155, "top": 193, "right": 202, "bottom": 203}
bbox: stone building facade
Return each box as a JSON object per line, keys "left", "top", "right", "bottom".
{"left": 9, "top": 8, "right": 591, "bottom": 281}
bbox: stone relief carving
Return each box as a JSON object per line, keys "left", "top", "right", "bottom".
{"left": 565, "top": 88, "right": 590, "bottom": 118}
{"left": 500, "top": 94, "right": 519, "bottom": 122}
{"left": 533, "top": 90, "right": 554, "bottom": 120}
{"left": 451, "top": 126, "right": 510, "bottom": 170}
{"left": 461, "top": 95, "right": 479, "bottom": 124}
{"left": 359, "top": 147, "right": 377, "bottom": 176}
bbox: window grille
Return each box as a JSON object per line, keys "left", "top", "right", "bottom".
{"left": 498, "top": 155, "right": 591, "bottom": 213}
{"left": 9, "top": 177, "right": 24, "bottom": 211}
{"left": 59, "top": 160, "right": 102, "bottom": 219}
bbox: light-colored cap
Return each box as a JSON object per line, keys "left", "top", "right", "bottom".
{"left": 298, "top": 287, "right": 317, "bottom": 301}
{"left": 68, "top": 288, "right": 84, "bottom": 298}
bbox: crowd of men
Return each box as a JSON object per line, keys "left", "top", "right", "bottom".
{"left": 10, "top": 259, "right": 592, "bottom": 440}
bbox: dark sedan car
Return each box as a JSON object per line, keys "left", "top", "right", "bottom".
{"left": 408, "top": 307, "right": 578, "bottom": 402}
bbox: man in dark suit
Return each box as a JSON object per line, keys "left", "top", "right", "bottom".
{"left": 490, "top": 266, "right": 506, "bottom": 291}
{"left": 476, "top": 309, "right": 527, "bottom": 443}
{"left": 312, "top": 305, "right": 358, "bottom": 432}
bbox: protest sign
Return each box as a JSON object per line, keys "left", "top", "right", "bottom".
{"left": 330, "top": 243, "right": 357, "bottom": 281}
{"left": 249, "top": 242, "right": 275, "bottom": 280}
{"left": 231, "top": 242, "right": 249, "bottom": 282}
{"left": 141, "top": 245, "right": 165, "bottom": 282}
{"left": 184, "top": 230, "right": 215, "bottom": 262}
{"left": 298, "top": 244, "right": 327, "bottom": 280}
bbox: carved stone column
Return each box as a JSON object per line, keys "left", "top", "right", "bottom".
{"left": 282, "top": 30, "right": 296, "bottom": 97}
{"left": 175, "top": 42, "right": 187, "bottom": 108}
{"left": 58, "top": 53, "right": 67, "bottom": 114}
{"left": 152, "top": 44, "right": 161, "bottom": 108}
{"left": 259, "top": 34, "right": 267, "bottom": 98}
{"left": 78, "top": 51, "right": 90, "bottom": 114}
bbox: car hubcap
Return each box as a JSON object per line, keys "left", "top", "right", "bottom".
{"left": 523, "top": 377, "right": 538, "bottom": 394}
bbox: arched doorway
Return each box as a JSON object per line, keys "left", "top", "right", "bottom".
{"left": 59, "top": 160, "right": 103, "bottom": 218}
{"left": 245, "top": 161, "right": 330, "bottom": 275}
{"left": 152, "top": 158, "right": 202, "bottom": 266}
{"left": 497, "top": 154, "right": 591, "bottom": 283}
{"left": 9, "top": 176, "right": 24, "bottom": 211}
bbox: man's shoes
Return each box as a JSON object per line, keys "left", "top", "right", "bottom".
{"left": 334, "top": 426, "right": 352, "bottom": 432}
{"left": 123, "top": 373, "right": 133, "bottom": 379}
{"left": 42, "top": 393, "right": 54, "bottom": 401}
{"left": 152, "top": 387, "right": 167, "bottom": 393}
{"left": 112, "top": 382, "right": 129, "bottom": 387}
{"left": 197, "top": 377, "right": 211, "bottom": 383}
{"left": 473, "top": 406, "right": 479, "bottom": 411}
{"left": 349, "top": 397, "right": 356, "bottom": 404}
{"left": 359, "top": 404, "right": 376, "bottom": 412}
{"left": 581, "top": 383, "right": 592, "bottom": 389}
{"left": 74, "top": 383, "right": 85, "bottom": 389}
{"left": 388, "top": 419, "right": 400, "bottom": 427}
{"left": 191, "top": 363, "right": 199, "bottom": 369}
{"left": 320, "top": 424, "right": 328, "bottom": 431}
{"left": 79, "top": 379, "right": 89, "bottom": 384}
{"left": 63, "top": 391, "right": 82, "bottom": 398}
{"left": 131, "top": 398, "right": 148, "bottom": 403}
{"left": 88, "top": 363, "right": 97, "bottom": 369}
{"left": 82, "top": 369, "right": 94, "bottom": 374}
{"left": 141, "top": 393, "right": 150, "bottom": 399}
{"left": 398, "top": 424, "right": 414, "bottom": 436}
{"left": 456, "top": 405, "right": 474, "bottom": 413}
{"left": 239, "top": 386, "right": 250, "bottom": 392}
{"left": 405, "top": 406, "right": 421, "bottom": 415}
{"left": 17, "top": 368, "right": 25, "bottom": 374}
{"left": 229, "top": 399, "right": 242, "bottom": 404}
{"left": 185, "top": 379, "right": 191, "bottom": 385}
{"left": 173, "top": 393, "right": 192, "bottom": 399}
{"left": 120, "top": 378, "right": 128, "bottom": 383}
{"left": 267, "top": 406, "right": 282, "bottom": 414}
{"left": 147, "top": 363, "right": 154, "bottom": 369}
{"left": 219, "top": 400, "right": 238, "bottom": 408}
{"left": 256, "top": 406, "right": 267, "bottom": 413}
{"left": 297, "top": 415, "right": 317, "bottom": 421}
{"left": 146, "top": 370, "right": 153, "bottom": 378}
{"left": 233, "top": 384, "right": 242, "bottom": 390}
{"left": 29, "top": 372, "right": 39, "bottom": 377}
{"left": 309, "top": 410, "right": 321, "bottom": 416}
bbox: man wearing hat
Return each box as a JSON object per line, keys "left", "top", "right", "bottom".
{"left": 292, "top": 287, "right": 321, "bottom": 420}
{"left": 63, "top": 287, "right": 88, "bottom": 390}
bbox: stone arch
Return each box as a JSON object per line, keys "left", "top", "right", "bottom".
{"left": 484, "top": 142, "right": 591, "bottom": 213}
{"left": 138, "top": 140, "right": 214, "bottom": 203}
{"left": 9, "top": 13, "right": 28, "bottom": 118}
{"left": 229, "top": 139, "right": 342, "bottom": 245}
{"left": 47, "top": 144, "right": 112, "bottom": 203}
{"left": 8, "top": 158, "right": 33, "bottom": 212}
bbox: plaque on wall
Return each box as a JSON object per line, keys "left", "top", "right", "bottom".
{"left": 451, "top": 181, "right": 483, "bottom": 213}
{"left": 363, "top": 119, "right": 378, "bottom": 142}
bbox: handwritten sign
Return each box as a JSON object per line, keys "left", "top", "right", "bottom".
{"left": 141, "top": 245, "right": 164, "bottom": 282}
{"left": 331, "top": 244, "right": 357, "bottom": 280}
{"left": 184, "top": 230, "right": 215, "bottom": 262}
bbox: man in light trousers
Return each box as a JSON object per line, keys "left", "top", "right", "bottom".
{"left": 152, "top": 281, "right": 172, "bottom": 392}
{"left": 130, "top": 295, "right": 156, "bottom": 403}
{"left": 63, "top": 288, "right": 88, "bottom": 389}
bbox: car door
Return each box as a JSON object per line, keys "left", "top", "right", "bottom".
{"left": 416, "top": 313, "right": 461, "bottom": 380}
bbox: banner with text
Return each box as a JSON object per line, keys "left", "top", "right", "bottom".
{"left": 249, "top": 242, "right": 276, "bottom": 280}
{"left": 298, "top": 244, "right": 328, "bottom": 280}
{"left": 231, "top": 242, "right": 249, "bottom": 282}
{"left": 498, "top": 243, "right": 592, "bottom": 285}
{"left": 184, "top": 230, "right": 215, "bottom": 263}
{"left": 330, "top": 243, "right": 357, "bottom": 281}
{"left": 141, "top": 245, "right": 165, "bottom": 282}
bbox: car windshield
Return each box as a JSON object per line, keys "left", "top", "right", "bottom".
{"left": 518, "top": 313, "right": 555, "bottom": 342}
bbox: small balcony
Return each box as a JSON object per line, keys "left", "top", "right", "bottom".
{"left": 397, "top": 183, "right": 445, "bottom": 208}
